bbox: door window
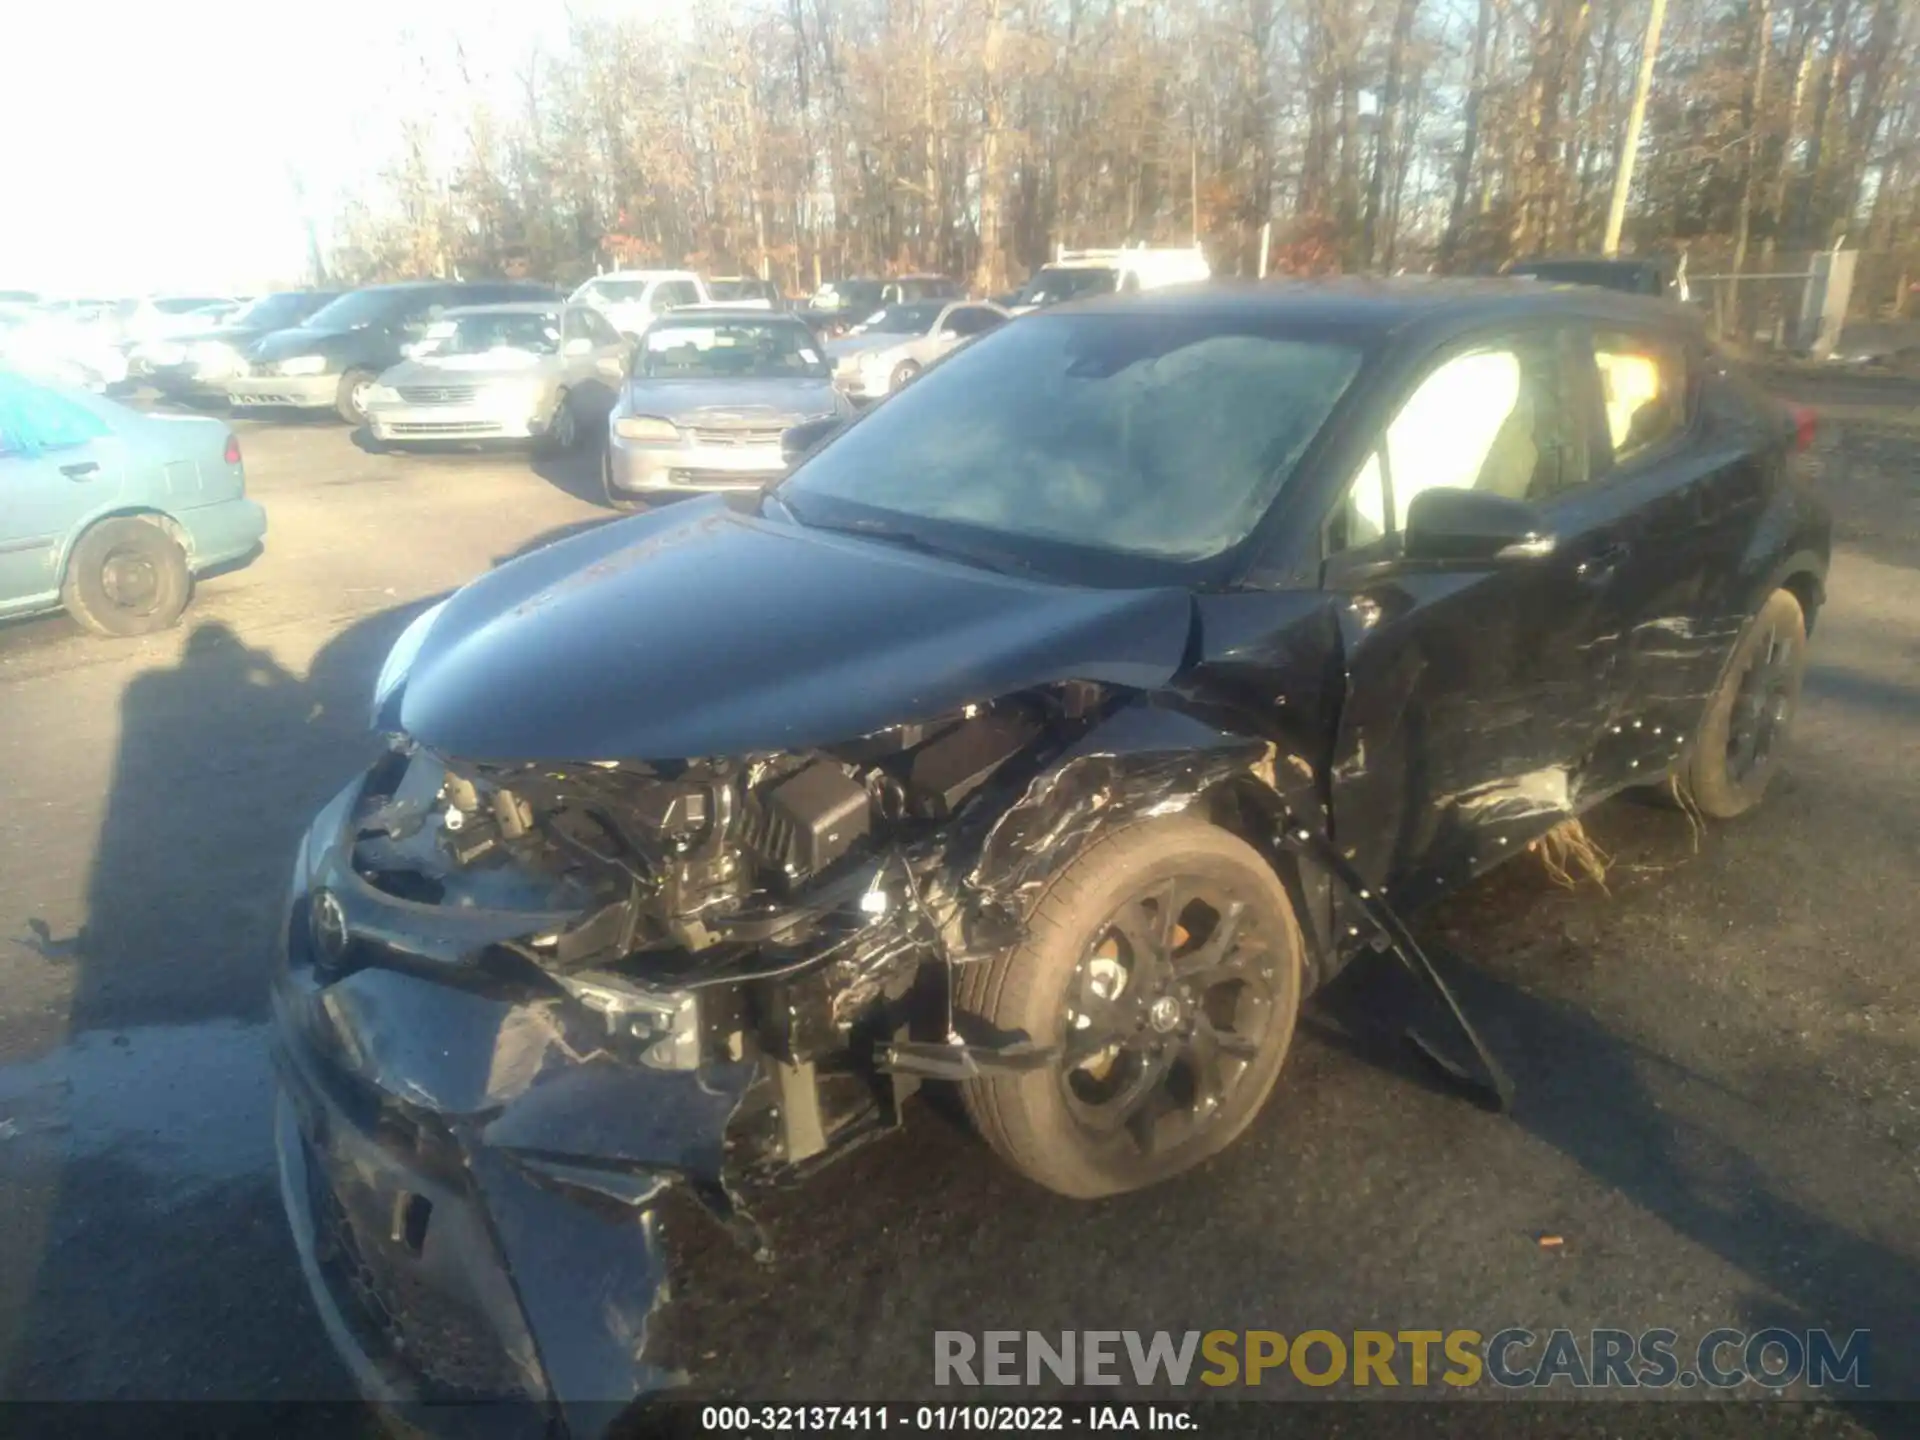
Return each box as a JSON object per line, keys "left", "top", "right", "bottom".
{"left": 652, "top": 281, "right": 701, "bottom": 311}
{"left": 562, "top": 307, "right": 593, "bottom": 343}
{"left": 943, "top": 306, "right": 1004, "bottom": 338}
{"left": 582, "top": 309, "right": 623, "bottom": 346}
{"left": 1330, "top": 331, "right": 1586, "bottom": 552}
{"left": 1593, "top": 330, "right": 1687, "bottom": 465}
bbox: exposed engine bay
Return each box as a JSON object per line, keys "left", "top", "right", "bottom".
{"left": 349, "top": 683, "right": 1103, "bottom": 977}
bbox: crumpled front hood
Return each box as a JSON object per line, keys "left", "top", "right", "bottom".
{"left": 391, "top": 498, "right": 1194, "bottom": 761}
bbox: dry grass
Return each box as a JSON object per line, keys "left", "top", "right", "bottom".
{"left": 1528, "top": 818, "right": 1615, "bottom": 893}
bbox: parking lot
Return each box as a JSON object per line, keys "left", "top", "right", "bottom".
{"left": 0, "top": 381, "right": 1915, "bottom": 1430}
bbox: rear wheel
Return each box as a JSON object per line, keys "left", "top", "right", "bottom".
{"left": 1683, "top": 588, "right": 1807, "bottom": 818}
{"left": 62, "top": 517, "right": 191, "bottom": 637}
{"left": 335, "top": 368, "right": 375, "bottom": 425}
{"left": 958, "top": 817, "right": 1303, "bottom": 1199}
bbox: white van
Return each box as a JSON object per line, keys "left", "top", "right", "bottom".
{"left": 1010, "top": 244, "right": 1211, "bottom": 312}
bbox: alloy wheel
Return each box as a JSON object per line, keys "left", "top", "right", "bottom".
{"left": 1059, "top": 877, "right": 1280, "bottom": 1156}
{"left": 1726, "top": 623, "right": 1796, "bottom": 782}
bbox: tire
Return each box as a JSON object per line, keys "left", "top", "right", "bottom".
{"left": 1683, "top": 588, "right": 1808, "bottom": 819}
{"left": 537, "top": 389, "right": 581, "bottom": 454}
{"left": 889, "top": 360, "right": 921, "bottom": 393}
{"left": 335, "top": 369, "right": 375, "bottom": 425}
{"left": 62, "top": 517, "right": 191, "bottom": 637}
{"left": 957, "top": 816, "right": 1304, "bottom": 1199}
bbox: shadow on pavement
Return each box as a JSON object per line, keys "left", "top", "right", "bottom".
{"left": 0, "top": 517, "right": 604, "bottom": 1413}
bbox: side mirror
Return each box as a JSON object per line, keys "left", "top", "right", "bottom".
{"left": 782, "top": 416, "right": 845, "bottom": 467}
{"left": 562, "top": 336, "right": 593, "bottom": 356}
{"left": 1401, "top": 488, "right": 1554, "bottom": 564}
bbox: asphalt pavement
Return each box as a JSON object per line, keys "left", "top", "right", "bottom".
{"left": 0, "top": 382, "right": 1914, "bottom": 1436}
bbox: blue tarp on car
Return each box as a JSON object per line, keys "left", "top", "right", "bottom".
{"left": 0, "top": 371, "right": 112, "bottom": 458}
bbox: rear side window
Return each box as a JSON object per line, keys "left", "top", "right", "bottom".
{"left": 653, "top": 280, "right": 701, "bottom": 310}
{"left": 1593, "top": 330, "right": 1688, "bottom": 466}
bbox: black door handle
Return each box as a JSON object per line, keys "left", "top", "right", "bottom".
{"left": 61, "top": 461, "right": 100, "bottom": 479}
{"left": 1575, "top": 542, "right": 1630, "bottom": 585}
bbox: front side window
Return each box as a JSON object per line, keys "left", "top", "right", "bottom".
{"left": 0, "top": 375, "right": 112, "bottom": 457}
{"left": 1331, "top": 331, "right": 1584, "bottom": 552}
{"left": 782, "top": 313, "right": 1362, "bottom": 564}
{"left": 1593, "top": 330, "right": 1687, "bottom": 465}
{"left": 637, "top": 319, "right": 826, "bottom": 379}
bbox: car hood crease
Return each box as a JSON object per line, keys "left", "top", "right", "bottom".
{"left": 392, "top": 498, "right": 1196, "bottom": 761}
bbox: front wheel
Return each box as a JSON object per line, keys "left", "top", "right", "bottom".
{"left": 889, "top": 360, "right": 921, "bottom": 393}
{"left": 335, "top": 369, "right": 374, "bottom": 425}
{"left": 538, "top": 389, "right": 581, "bottom": 454}
{"left": 62, "top": 517, "right": 192, "bottom": 637}
{"left": 958, "top": 817, "right": 1303, "bottom": 1199}
{"left": 1683, "top": 588, "right": 1808, "bottom": 818}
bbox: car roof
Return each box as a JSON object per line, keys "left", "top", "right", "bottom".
{"left": 591, "top": 269, "right": 696, "bottom": 281}
{"left": 1057, "top": 277, "right": 1698, "bottom": 340}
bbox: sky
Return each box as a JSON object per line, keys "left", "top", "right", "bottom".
{"left": 1, "top": 0, "right": 647, "bottom": 298}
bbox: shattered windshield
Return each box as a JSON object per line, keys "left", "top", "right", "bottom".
{"left": 782, "top": 312, "right": 1361, "bottom": 564}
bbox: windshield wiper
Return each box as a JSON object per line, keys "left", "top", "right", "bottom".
{"left": 785, "top": 510, "right": 1035, "bottom": 578}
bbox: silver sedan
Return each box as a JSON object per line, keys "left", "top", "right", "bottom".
{"left": 604, "top": 309, "right": 850, "bottom": 507}
{"left": 825, "top": 299, "right": 1011, "bottom": 401}
{"left": 363, "top": 303, "right": 630, "bottom": 449}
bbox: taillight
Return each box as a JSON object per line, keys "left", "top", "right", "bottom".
{"left": 223, "top": 433, "right": 242, "bottom": 465}
{"left": 1789, "top": 404, "right": 1816, "bottom": 453}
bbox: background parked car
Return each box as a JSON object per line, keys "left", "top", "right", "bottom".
{"left": 229, "top": 280, "right": 560, "bottom": 424}
{"left": 1006, "top": 245, "right": 1211, "bottom": 312}
{"left": 568, "top": 270, "right": 712, "bottom": 338}
{"left": 706, "top": 276, "right": 786, "bottom": 310}
{"left": 1504, "top": 255, "right": 1691, "bottom": 304}
{"left": 363, "top": 301, "right": 630, "bottom": 451}
{"left": 826, "top": 297, "right": 1010, "bottom": 399}
{"left": 800, "top": 275, "right": 964, "bottom": 337}
{"left": 0, "top": 373, "right": 265, "bottom": 635}
{"left": 140, "top": 290, "right": 341, "bottom": 401}
{"left": 110, "top": 296, "right": 242, "bottom": 351}
{"left": 604, "top": 308, "right": 849, "bottom": 507}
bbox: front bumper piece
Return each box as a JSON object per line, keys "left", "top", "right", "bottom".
{"left": 272, "top": 780, "right": 756, "bottom": 1437}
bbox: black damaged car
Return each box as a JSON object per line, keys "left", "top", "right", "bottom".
{"left": 272, "top": 281, "right": 1829, "bottom": 1429}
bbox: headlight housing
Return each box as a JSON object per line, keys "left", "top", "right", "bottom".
{"left": 615, "top": 415, "right": 679, "bottom": 442}
{"left": 370, "top": 599, "right": 448, "bottom": 726}
{"left": 365, "top": 383, "right": 401, "bottom": 406}
{"left": 277, "top": 354, "right": 330, "bottom": 375}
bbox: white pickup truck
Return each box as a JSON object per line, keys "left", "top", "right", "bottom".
{"left": 568, "top": 271, "right": 718, "bottom": 339}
